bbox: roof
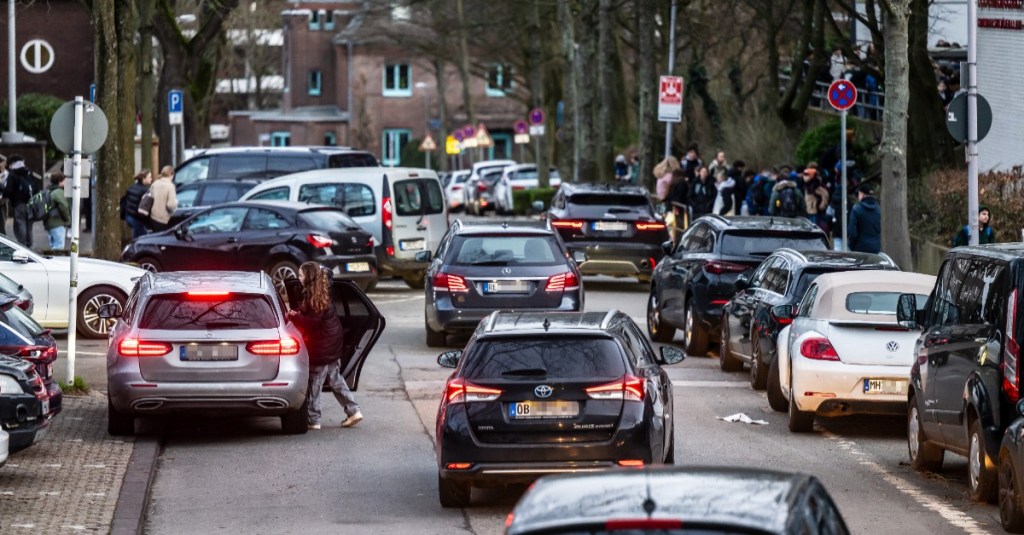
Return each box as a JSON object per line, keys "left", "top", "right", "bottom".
{"left": 143, "top": 272, "right": 270, "bottom": 295}
{"left": 776, "top": 249, "right": 898, "bottom": 269}
{"left": 561, "top": 182, "right": 649, "bottom": 196}
{"left": 507, "top": 467, "right": 811, "bottom": 535}
{"left": 706, "top": 215, "right": 823, "bottom": 232}
{"left": 450, "top": 220, "right": 554, "bottom": 236}
{"left": 483, "top": 311, "right": 619, "bottom": 334}
{"left": 332, "top": 2, "right": 436, "bottom": 46}
{"left": 227, "top": 200, "right": 347, "bottom": 213}
{"left": 951, "top": 243, "right": 1024, "bottom": 262}
{"left": 809, "top": 270, "right": 936, "bottom": 322}
{"left": 186, "top": 146, "right": 362, "bottom": 157}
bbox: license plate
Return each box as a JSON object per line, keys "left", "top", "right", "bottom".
{"left": 346, "top": 262, "right": 371, "bottom": 273}
{"left": 863, "top": 378, "right": 907, "bottom": 395}
{"left": 44, "top": 363, "right": 52, "bottom": 379}
{"left": 40, "top": 397, "right": 49, "bottom": 416}
{"left": 593, "top": 221, "right": 628, "bottom": 231}
{"left": 180, "top": 344, "right": 239, "bottom": 361}
{"left": 399, "top": 239, "right": 426, "bottom": 251}
{"left": 484, "top": 280, "right": 529, "bottom": 294}
{"left": 509, "top": 401, "right": 579, "bottom": 419}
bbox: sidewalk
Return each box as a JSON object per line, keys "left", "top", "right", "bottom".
{"left": 15, "top": 217, "right": 95, "bottom": 255}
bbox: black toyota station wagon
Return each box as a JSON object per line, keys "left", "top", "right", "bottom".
{"left": 434, "top": 310, "right": 685, "bottom": 508}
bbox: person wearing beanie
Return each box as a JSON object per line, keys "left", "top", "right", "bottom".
{"left": 952, "top": 207, "right": 996, "bottom": 247}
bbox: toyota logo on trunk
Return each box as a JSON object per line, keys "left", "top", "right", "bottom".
{"left": 534, "top": 385, "right": 553, "bottom": 398}
{"left": 886, "top": 341, "right": 899, "bottom": 352}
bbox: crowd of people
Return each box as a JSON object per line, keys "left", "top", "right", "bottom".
{"left": 119, "top": 166, "right": 179, "bottom": 238}
{"left": 0, "top": 154, "right": 73, "bottom": 251}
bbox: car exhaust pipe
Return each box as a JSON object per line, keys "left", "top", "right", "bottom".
{"left": 640, "top": 259, "right": 650, "bottom": 269}
{"left": 256, "top": 399, "right": 287, "bottom": 409}
{"left": 133, "top": 400, "right": 164, "bottom": 411}
{"left": 15, "top": 404, "right": 28, "bottom": 422}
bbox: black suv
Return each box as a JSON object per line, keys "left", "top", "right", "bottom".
{"left": 721, "top": 249, "right": 899, "bottom": 399}
{"left": 647, "top": 215, "right": 829, "bottom": 356}
{"left": 173, "top": 147, "right": 379, "bottom": 188}
{"left": 899, "top": 244, "right": 1024, "bottom": 503}
{"left": 434, "top": 310, "right": 685, "bottom": 507}
{"left": 545, "top": 183, "right": 669, "bottom": 283}
{"left": 169, "top": 180, "right": 260, "bottom": 226}
{"left": 419, "top": 220, "right": 584, "bottom": 347}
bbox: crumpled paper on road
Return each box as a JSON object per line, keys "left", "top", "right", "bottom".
{"left": 717, "top": 412, "right": 769, "bottom": 425}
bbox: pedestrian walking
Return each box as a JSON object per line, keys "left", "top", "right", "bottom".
{"left": 801, "top": 168, "right": 831, "bottom": 233}
{"left": 3, "top": 155, "right": 35, "bottom": 247}
{"left": 712, "top": 166, "right": 735, "bottom": 216}
{"left": 952, "top": 207, "right": 997, "bottom": 247}
{"left": 614, "top": 155, "right": 630, "bottom": 182}
{"left": 829, "top": 46, "right": 847, "bottom": 81}
{"left": 148, "top": 166, "right": 178, "bottom": 232}
{"left": 727, "top": 160, "right": 746, "bottom": 214}
{"left": 629, "top": 155, "right": 640, "bottom": 185}
{"left": 708, "top": 151, "right": 729, "bottom": 181}
{"left": 288, "top": 262, "right": 363, "bottom": 430}
{"left": 769, "top": 174, "right": 805, "bottom": 218}
{"left": 43, "top": 172, "right": 71, "bottom": 250}
{"left": 688, "top": 166, "right": 717, "bottom": 219}
{"left": 680, "top": 143, "right": 703, "bottom": 182}
{"left": 848, "top": 184, "right": 882, "bottom": 254}
{"left": 654, "top": 156, "right": 681, "bottom": 202}
{"left": 121, "top": 170, "right": 152, "bottom": 239}
{"left": 746, "top": 168, "right": 777, "bottom": 216}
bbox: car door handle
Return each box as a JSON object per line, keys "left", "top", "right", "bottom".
{"left": 974, "top": 337, "right": 989, "bottom": 344}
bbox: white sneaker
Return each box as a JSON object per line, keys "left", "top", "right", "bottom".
{"left": 308, "top": 423, "right": 321, "bottom": 430}
{"left": 341, "top": 412, "right": 363, "bottom": 428}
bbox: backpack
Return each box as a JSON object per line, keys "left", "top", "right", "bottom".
{"left": 750, "top": 178, "right": 769, "bottom": 210}
{"left": 27, "top": 190, "right": 52, "bottom": 221}
{"left": 137, "top": 191, "right": 155, "bottom": 218}
{"left": 777, "top": 187, "right": 799, "bottom": 218}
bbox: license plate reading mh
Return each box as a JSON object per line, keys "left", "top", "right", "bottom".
{"left": 509, "top": 401, "right": 579, "bottom": 419}
{"left": 863, "top": 378, "right": 906, "bottom": 395}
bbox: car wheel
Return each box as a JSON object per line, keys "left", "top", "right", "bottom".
{"left": 426, "top": 320, "right": 446, "bottom": 348}
{"left": 749, "top": 333, "right": 768, "bottom": 390}
{"left": 107, "top": 398, "right": 134, "bottom": 436}
{"left": 647, "top": 292, "right": 675, "bottom": 343}
{"left": 663, "top": 428, "right": 675, "bottom": 465}
{"left": 78, "top": 286, "right": 126, "bottom": 339}
{"left": 787, "top": 382, "right": 814, "bottom": 433}
{"left": 137, "top": 256, "right": 161, "bottom": 272}
{"left": 403, "top": 273, "right": 426, "bottom": 289}
{"left": 268, "top": 259, "right": 300, "bottom": 297}
{"left": 682, "top": 300, "right": 708, "bottom": 357}
{"left": 438, "top": 474, "right": 471, "bottom": 508}
{"left": 970, "top": 418, "right": 998, "bottom": 503}
{"left": 719, "top": 321, "right": 742, "bottom": 372}
{"left": 907, "top": 397, "right": 944, "bottom": 471}
{"left": 767, "top": 356, "right": 788, "bottom": 412}
{"left": 280, "top": 398, "right": 309, "bottom": 435}
{"left": 1001, "top": 450, "right": 1024, "bottom": 532}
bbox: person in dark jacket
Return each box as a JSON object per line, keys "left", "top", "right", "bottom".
{"left": 952, "top": 206, "right": 997, "bottom": 246}
{"left": 688, "top": 166, "right": 717, "bottom": 219}
{"left": 3, "top": 155, "right": 35, "bottom": 247}
{"left": 848, "top": 184, "right": 882, "bottom": 253}
{"left": 43, "top": 172, "right": 71, "bottom": 250}
{"left": 288, "top": 262, "right": 363, "bottom": 430}
{"left": 122, "top": 170, "right": 152, "bottom": 239}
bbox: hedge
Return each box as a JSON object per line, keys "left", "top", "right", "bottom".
{"left": 512, "top": 187, "right": 557, "bottom": 215}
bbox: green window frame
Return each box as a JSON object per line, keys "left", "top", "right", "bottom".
{"left": 382, "top": 129, "right": 411, "bottom": 166}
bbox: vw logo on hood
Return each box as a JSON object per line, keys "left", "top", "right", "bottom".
{"left": 534, "top": 385, "right": 553, "bottom": 398}
{"left": 886, "top": 341, "right": 900, "bottom": 352}
{"left": 501, "top": 267, "right": 512, "bottom": 275}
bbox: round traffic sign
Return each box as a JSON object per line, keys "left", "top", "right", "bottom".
{"left": 461, "top": 124, "right": 475, "bottom": 139}
{"left": 529, "top": 108, "right": 545, "bottom": 126}
{"left": 50, "top": 100, "right": 108, "bottom": 155}
{"left": 827, "top": 80, "right": 858, "bottom": 112}
{"left": 453, "top": 130, "right": 465, "bottom": 142}
{"left": 945, "top": 93, "right": 993, "bottom": 144}
{"left": 513, "top": 120, "right": 529, "bottom": 135}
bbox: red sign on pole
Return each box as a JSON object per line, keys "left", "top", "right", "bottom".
{"left": 658, "top": 76, "right": 684, "bottom": 122}
{"left": 827, "top": 80, "right": 858, "bottom": 112}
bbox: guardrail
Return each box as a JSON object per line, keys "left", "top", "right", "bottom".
{"left": 779, "top": 73, "right": 885, "bottom": 121}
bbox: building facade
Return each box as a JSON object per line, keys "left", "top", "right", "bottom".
{"left": 976, "top": 0, "right": 1024, "bottom": 172}
{"left": 0, "top": 0, "right": 94, "bottom": 102}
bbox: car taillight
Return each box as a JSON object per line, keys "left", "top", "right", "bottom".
{"left": 247, "top": 337, "right": 300, "bottom": 356}
{"left": 433, "top": 272, "right": 469, "bottom": 293}
{"left": 800, "top": 337, "right": 840, "bottom": 361}
{"left": 551, "top": 219, "right": 584, "bottom": 230}
{"left": 770, "top": 307, "right": 793, "bottom": 326}
{"left": 452, "top": 185, "right": 463, "bottom": 191}
{"left": 512, "top": 185, "right": 526, "bottom": 191}
{"left": 16, "top": 300, "right": 29, "bottom": 311}
{"left": 306, "top": 233, "right": 333, "bottom": 248}
{"left": 119, "top": 339, "right": 172, "bottom": 357}
{"left": 1005, "top": 288, "right": 1020, "bottom": 402}
{"left": 477, "top": 182, "right": 488, "bottom": 192}
{"left": 382, "top": 197, "right": 393, "bottom": 231}
{"left": 545, "top": 271, "right": 580, "bottom": 292}
{"left": 703, "top": 260, "right": 749, "bottom": 274}
{"left": 585, "top": 374, "right": 644, "bottom": 401}
{"left": 635, "top": 222, "right": 666, "bottom": 231}
{"left": 444, "top": 378, "right": 502, "bottom": 404}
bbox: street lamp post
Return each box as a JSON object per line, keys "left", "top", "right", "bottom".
{"left": 415, "top": 81, "right": 432, "bottom": 169}
{"left": 3, "top": 0, "right": 24, "bottom": 142}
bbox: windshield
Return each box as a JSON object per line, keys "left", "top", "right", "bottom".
{"left": 451, "top": 235, "right": 564, "bottom": 266}
{"left": 394, "top": 179, "right": 444, "bottom": 216}
{"left": 462, "top": 337, "right": 625, "bottom": 380}
{"left": 511, "top": 168, "right": 561, "bottom": 181}
{"left": 720, "top": 233, "right": 828, "bottom": 257}
{"left": 140, "top": 294, "right": 279, "bottom": 330}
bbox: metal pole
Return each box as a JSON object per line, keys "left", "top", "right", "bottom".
{"left": 967, "top": 0, "right": 979, "bottom": 245}
{"left": 5, "top": 0, "right": 16, "bottom": 138}
{"left": 424, "top": 91, "right": 430, "bottom": 169}
{"left": 66, "top": 97, "right": 84, "bottom": 384}
{"left": 663, "top": 0, "right": 678, "bottom": 160}
{"left": 841, "top": 110, "right": 849, "bottom": 252}
{"left": 171, "top": 124, "right": 177, "bottom": 167}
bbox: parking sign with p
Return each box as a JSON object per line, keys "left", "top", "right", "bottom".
{"left": 168, "top": 90, "right": 184, "bottom": 125}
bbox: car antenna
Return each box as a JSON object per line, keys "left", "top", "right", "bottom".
{"left": 543, "top": 318, "right": 551, "bottom": 331}
{"left": 502, "top": 221, "right": 509, "bottom": 229}
{"left": 642, "top": 473, "right": 657, "bottom": 519}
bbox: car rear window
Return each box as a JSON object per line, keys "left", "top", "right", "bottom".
{"left": 217, "top": 155, "right": 267, "bottom": 181}
{"left": 140, "top": 294, "right": 279, "bottom": 330}
{"left": 567, "top": 193, "right": 653, "bottom": 218}
{"left": 299, "top": 183, "right": 376, "bottom": 217}
{"left": 267, "top": 156, "right": 317, "bottom": 176}
{"left": 846, "top": 292, "right": 929, "bottom": 315}
{"left": 720, "top": 232, "right": 828, "bottom": 257}
{"left": 299, "top": 209, "right": 363, "bottom": 232}
{"left": 0, "top": 303, "right": 46, "bottom": 338}
{"left": 327, "top": 153, "right": 379, "bottom": 168}
{"left": 394, "top": 179, "right": 444, "bottom": 216}
{"left": 462, "top": 337, "right": 626, "bottom": 380}
{"left": 511, "top": 168, "right": 560, "bottom": 181}
{"left": 451, "top": 235, "right": 564, "bottom": 266}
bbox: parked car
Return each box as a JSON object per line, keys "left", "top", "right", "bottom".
{"left": 721, "top": 250, "right": 899, "bottom": 393}
{"left": 899, "top": 244, "right": 1024, "bottom": 503}
{"left": 241, "top": 167, "right": 448, "bottom": 288}
{"left": 102, "top": 271, "right": 385, "bottom": 436}
{"left": 173, "top": 146, "right": 379, "bottom": 188}
{"left": 0, "top": 293, "right": 62, "bottom": 418}
{"left": 0, "top": 354, "right": 50, "bottom": 454}
{"left": 444, "top": 170, "right": 470, "bottom": 212}
{"left": 505, "top": 467, "right": 850, "bottom": 535}
{"left": 0, "top": 234, "right": 144, "bottom": 339}
{"left": 434, "top": 310, "right": 685, "bottom": 507}
{"left": 998, "top": 400, "right": 1024, "bottom": 532}
{"left": 121, "top": 201, "right": 378, "bottom": 292}
{"left": 546, "top": 183, "right": 669, "bottom": 284}
{"left": 493, "top": 164, "right": 561, "bottom": 215}
{"left": 0, "top": 271, "right": 33, "bottom": 315}
{"left": 0, "top": 428, "right": 8, "bottom": 467}
{"left": 465, "top": 167, "right": 504, "bottom": 216}
{"left": 462, "top": 159, "right": 515, "bottom": 214}
{"left": 774, "top": 270, "right": 934, "bottom": 432}
{"left": 168, "top": 179, "right": 260, "bottom": 226}
{"left": 420, "top": 220, "right": 584, "bottom": 347}
{"left": 647, "top": 215, "right": 829, "bottom": 356}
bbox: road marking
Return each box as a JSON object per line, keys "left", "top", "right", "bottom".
{"left": 42, "top": 463, "right": 62, "bottom": 468}
{"left": 85, "top": 492, "right": 106, "bottom": 497}
{"left": 673, "top": 380, "right": 749, "bottom": 388}
{"left": 83, "top": 464, "right": 107, "bottom": 468}
{"left": 373, "top": 295, "right": 425, "bottom": 305}
{"left": 38, "top": 491, "right": 60, "bottom": 496}
{"left": 10, "top": 524, "right": 35, "bottom": 528}
{"left": 822, "top": 431, "right": 992, "bottom": 534}
{"left": 69, "top": 351, "right": 107, "bottom": 356}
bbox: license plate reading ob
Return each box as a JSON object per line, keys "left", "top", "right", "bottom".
{"left": 509, "top": 400, "right": 579, "bottom": 419}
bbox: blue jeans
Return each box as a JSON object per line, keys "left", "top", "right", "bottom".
{"left": 125, "top": 214, "right": 148, "bottom": 239}
{"left": 48, "top": 227, "right": 66, "bottom": 250}
{"left": 306, "top": 360, "right": 360, "bottom": 425}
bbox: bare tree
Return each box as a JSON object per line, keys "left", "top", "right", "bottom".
{"left": 635, "top": 0, "right": 658, "bottom": 189}
{"left": 223, "top": 1, "right": 283, "bottom": 110}
{"left": 880, "top": 0, "right": 912, "bottom": 268}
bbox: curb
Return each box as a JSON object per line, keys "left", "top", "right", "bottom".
{"left": 110, "top": 436, "right": 161, "bottom": 535}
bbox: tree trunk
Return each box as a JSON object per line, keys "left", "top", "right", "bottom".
{"left": 557, "top": 0, "right": 577, "bottom": 179}
{"left": 636, "top": 0, "right": 657, "bottom": 190}
{"left": 880, "top": 1, "right": 912, "bottom": 269}
{"left": 574, "top": 1, "right": 598, "bottom": 183}
{"left": 595, "top": 0, "right": 614, "bottom": 183}
{"left": 455, "top": 0, "right": 476, "bottom": 126}
{"left": 139, "top": 0, "right": 156, "bottom": 174}
{"left": 432, "top": 58, "right": 449, "bottom": 172}
{"left": 529, "top": 0, "right": 550, "bottom": 187}
{"left": 906, "top": 0, "right": 955, "bottom": 176}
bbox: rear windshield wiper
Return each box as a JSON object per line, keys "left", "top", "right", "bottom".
{"left": 501, "top": 368, "right": 548, "bottom": 376}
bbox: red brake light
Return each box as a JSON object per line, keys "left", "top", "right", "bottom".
{"left": 187, "top": 291, "right": 230, "bottom": 298}
{"left": 635, "top": 222, "right": 666, "bottom": 231}
{"left": 433, "top": 272, "right": 469, "bottom": 293}
{"left": 512, "top": 185, "right": 526, "bottom": 191}
{"left": 800, "top": 337, "right": 840, "bottom": 361}
{"left": 770, "top": 307, "right": 793, "bottom": 326}
{"left": 703, "top": 260, "right": 748, "bottom": 274}
{"left": 383, "top": 196, "right": 393, "bottom": 231}
{"left": 616, "top": 460, "right": 646, "bottom": 467}
{"left": 551, "top": 219, "right": 584, "bottom": 230}
{"left": 544, "top": 272, "right": 580, "bottom": 292}
{"left": 444, "top": 378, "right": 502, "bottom": 404}
{"left": 452, "top": 185, "right": 463, "bottom": 191}
{"left": 1005, "top": 288, "right": 1020, "bottom": 402}
{"left": 118, "top": 339, "right": 172, "bottom": 357}
{"left": 306, "top": 233, "right": 333, "bottom": 248}
{"left": 16, "top": 300, "right": 29, "bottom": 311}
{"left": 477, "top": 182, "right": 488, "bottom": 192}
{"left": 585, "top": 374, "right": 644, "bottom": 401}
{"left": 246, "top": 337, "right": 300, "bottom": 356}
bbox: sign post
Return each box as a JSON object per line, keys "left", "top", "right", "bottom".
{"left": 827, "top": 79, "right": 857, "bottom": 252}
{"left": 168, "top": 89, "right": 184, "bottom": 166}
{"left": 658, "top": 75, "right": 684, "bottom": 160}
{"left": 528, "top": 109, "right": 545, "bottom": 172}
{"left": 418, "top": 133, "right": 437, "bottom": 169}
{"left": 514, "top": 119, "right": 530, "bottom": 163}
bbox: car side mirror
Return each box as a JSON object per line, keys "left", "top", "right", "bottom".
{"left": 11, "top": 251, "right": 29, "bottom": 264}
{"left": 415, "top": 250, "right": 432, "bottom": 263}
{"left": 572, "top": 250, "right": 587, "bottom": 264}
{"left": 897, "top": 294, "right": 919, "bottom": 330}
{"left": 659, "top": 346, "right": 685, "bottom": 365}
{"left": 661, "top": 240, "right": 674, "bottom": 256}
{"left": 174, "top": 226, "right": 188, "bottom": 240}
{"left": 437, "top": 350, "right": 461, "bottom": 368}
{"left": 97, "top": 302, "right": 123, "bottom": 319}
{"left": 771, "top": 305, "right": 794, "bottom": 321}
{"left": 735, "top": 273, "right": 751, "bottom": 291}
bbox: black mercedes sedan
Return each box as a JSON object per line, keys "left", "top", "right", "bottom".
{"left": 505, "top": 467, "right": 849, "bottom": 534}
{"left": 121, "top": 201, "right": 378, "bottom": 292}
{"left": 434, "top": 310, "right": 685, "bottom": 508}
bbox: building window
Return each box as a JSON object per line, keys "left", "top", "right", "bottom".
{"left": 271, "top": 131, "right": 291, "bottom": 147}
{"left": 383, "top": 64, "right": 411, "bottom": 97}
{"left": 382, "top": 129, "right": 411, "bottom": 166}
{"left": 324, "top": 10, "right": 335, "bottom": 31}
{"left": 486, "top": 64, "right": 514, "bottom": 97}
{"left": 308, "top": 70, "right": 322, "bottom": 96}
{"left": 309, "top": 10, "right": 321, "bottom": 30}
{"left": 324, "top": 131, "right": 337, "bottom": 146}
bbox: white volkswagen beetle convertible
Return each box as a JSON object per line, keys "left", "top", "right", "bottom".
{"left": 774, "top": 270, "right": 935, "bottom": 432}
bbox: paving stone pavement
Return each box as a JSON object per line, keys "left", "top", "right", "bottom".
{"left": 0, "top": 393, "right": 133, "bottom": 533}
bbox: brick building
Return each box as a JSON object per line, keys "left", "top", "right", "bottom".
{"left": 229, "top": 1, "right": 524, "bottom": 166}
{"left": 976, "top": 0, "right": 1024, "bottom": 172}
{"left": 0, "top": 0, "right": 93, "bottom": 102}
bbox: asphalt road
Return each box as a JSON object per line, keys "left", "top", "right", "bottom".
{"left": 55, "top": 276, "right": 1004, "bottom": 534}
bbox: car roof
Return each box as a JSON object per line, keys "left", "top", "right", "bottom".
{"left": 701, "top": 215, "right": 824, "bottom": 232}
{"left": 952, "top": 243, "right": 1024, "bottom": 262}
{"left": 450, "top": 219, "right": 555, "bottom": 236}
{"left": 808, "top": 270, "right": 936, "bottom": 321}
{"left": 182, "top": 179, "right": 261, "bottom": 188}
{"left": 507, "top": 466, "right": 811, "bottom": 535}
{"left": 187, "top": 146, "right": 365, "bottom": 157}
{"left": 247, "top": 167, "right": 438, "bottom": 189}
{"left": 214, "top": 200, "right": 343, "bottom": 213}
{"left": 142, "top": 271, "right": 271, "bottom": 295}
{"left": 480, "top": 310, "right": 620, "bottom": 336}
{"left": 561, "top": 182, "right": 648, "bottom": 196}
{"left": 774, "top": 249, "right": 898, "bottom": 269}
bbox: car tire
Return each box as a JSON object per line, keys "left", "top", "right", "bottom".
{"left": 663, "top": 428, "right": 675, "bottom": 465}
{"left": 403, "top": 273, "right": 426, "bottom": 289}
{"left": 970, "top": 418, "right": 998, "bottom": 503}
{"left": 137, "top": 256, "right": 162, "bottom": 272}
{"left": 647, "top": 292, "right": 675, "bottom": 343}
{"left": 682, "top": 300, "right": 708, "bottom": 357}
{"left": 749, "top": 333, "right": 768, "bottom": 390}
{"left": 767, "top": 356, "right": 788, "bottom": 412}
{"left": 107, "top": 398, "right": 134, "bottom": 436}
{"left": 281, "top": 399, "right": 309, "bottom": 435}
{"left": 907, "top": 397, "right": 944, "bottom": 471}
{"left": 719, "top": 322, "right": 742, "bottom": 372}
{"left": 78, "top": 286, "right": 127, "bottom": 339}
{"left": 438, "top": 474, "right": 471, "bottom": 508}
{"left": 788, "top": 383, "right": 814, "bottom": 433}
{"left": 426, "top": 321, "right": 446, "bottom": 348}
{"left": 1001, "top": 450, "right": 1024, "bottom": 533}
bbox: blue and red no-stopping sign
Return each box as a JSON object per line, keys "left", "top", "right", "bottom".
{"left": 827, "top": 80, "right": 858, "bottom": 112}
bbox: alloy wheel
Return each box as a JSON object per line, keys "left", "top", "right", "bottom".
{"left": 1001, "top": 456, "right": 1017, "bottom": 524}
{"left": 647, "top": 294, "right": 660, "bottom": 336}
{"left": 908, "top": 406, "right": 921, "bottom": 461}
{"left": 970, "top": 432, "right": 983, "bottom": 492}
{"left": 684, "top": 305, "right": 694, "bottom": 345}
{"left": 82, "top": 292, "right": 119, "bottom": 335}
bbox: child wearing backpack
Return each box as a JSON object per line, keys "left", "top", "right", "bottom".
{"left": 769, "top": 176, "right": 806, "bottom": 218}
{"left": 43, "top": 172, "right": 71, "bottom": 250}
